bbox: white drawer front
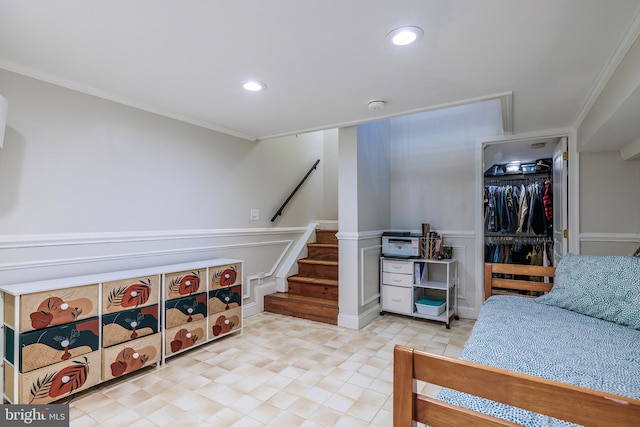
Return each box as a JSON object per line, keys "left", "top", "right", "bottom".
{"left": 382, "top": 271, "right": 413, "bottom": 288}
{"left": 382, "top": 285, "right": 413, "bottom": 315}
{"left": 382, "top": 260, "right": 413, "bottom": 274}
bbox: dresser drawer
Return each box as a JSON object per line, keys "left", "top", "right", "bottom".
{"left": 208, "top": 306, "right": 242, "bottom": 340}
{"left": 20, "top": 284, "right": 99, "bottom": 333}
{"left": 102, "top": 333, "right": 161, "bottom": 381}
{"left": 20, "top": 317, "right": 100, "bottom": 373}
{"left": 382, "top": 259, "right": 414, "bottom": 275}
{"left": 208, "top": 285, "right": 242, "bottom": 315}
{"left": 19, "top": 351, "right": 101, "bottom": 404}
{"left": 209, "top": 263, "right": 242, "bottom": 290}
{"left": 382, "top": 271, "right": 413, "bottom": 288}
{"left": 102, "top": 275, "right": 160, "bottom": 314}
{"left": 381, "top": 285, "right": 413, "bottom": 315}
{"left": 164, "top": 293, "right": 208, "bottom": 329}
{"left": 164, "top": 269, "right": 205, "bottom": 300}
{"left": 102, "top": 305, "right": 160, "bottom": 347}
{"left": 165, "top": 319, "right": 207, "bottom": 356}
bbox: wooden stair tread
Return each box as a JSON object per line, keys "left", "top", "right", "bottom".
{"left": 263, "top": 229, "right": 339, "bottom": 325}
{"left": 297, "top": 259, "right": 338, "bottom": 266}
{"left": 265, "top": 292, "right": 338, "bottom": 307}
{"left": 287, "top": 275, "right": 338, "bottom": 286}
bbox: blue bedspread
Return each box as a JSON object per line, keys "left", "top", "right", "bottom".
{"left": 437, "top": 296, "right": 640, "bottom": 426}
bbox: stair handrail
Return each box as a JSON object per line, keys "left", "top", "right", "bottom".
{"left": 271, "top": 159, "right": 320, "bottom": 222}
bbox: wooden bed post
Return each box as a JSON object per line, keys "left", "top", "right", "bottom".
{"left": 484, "top": 263, "right": 493, "bottom": 301}
{"left": 393, "top": 345, "right": 415, "bottom": 427}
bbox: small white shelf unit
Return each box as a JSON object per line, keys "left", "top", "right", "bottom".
{"left": 380, "top": 257, "right": 458, "bottom": 328}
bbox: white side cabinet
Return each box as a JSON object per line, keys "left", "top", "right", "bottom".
{"left": 380, "top": 257, "right": 458, "bottom": 328}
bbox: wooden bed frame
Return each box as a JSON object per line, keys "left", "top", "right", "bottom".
{"left": 483, "top": 262, "right": 555, "bottom": 300}
{"left": 393, "top": 262, "right": 640, "bottom": 427}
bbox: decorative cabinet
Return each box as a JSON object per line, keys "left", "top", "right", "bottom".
{"left": 1, "top": 258, "right": 242, "bottom": 404}
{"left": 207, "top": 264, "right": 242, "bottom": 341}
{"left": 101, "top": 274, "right": 161, "bottom": 382}
{"left": 163, "top": 293, "right": 208, "bottom": 358}
{"left": 380, "top": 257, "right": 458, "bottom": 328}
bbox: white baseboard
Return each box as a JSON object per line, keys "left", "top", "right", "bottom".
{"left": 243, "top": 281, "right": 277, "bottom": 317}
{"left": 338, "top": 303, "right": 381, "bottom": 329}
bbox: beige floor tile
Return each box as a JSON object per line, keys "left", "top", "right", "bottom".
{"left": 248, "top": 401, "right": 286, "bottom": 424}
{"left": 84, "top": 400, "right": 129, "bottom": 424}
{"left": 66, "top": 312, "right": 473, "bottom": 426}
{"left": 69, "top": 413, "right": 102, "bottom": 427}
{"left": 307, "top": 405, "right": 344, "bottom": 427}
{"left": 324, "top": 393, "right": 355, "bottom": 413}
{"left": 266, "top": 411, "right": 307, "bottom": 427}
{"left": 97, "top": 408, "right": 144, "bottom": 427}
{"left": 143, "top": 402, "right": 185, "bottom": 425}
{"left": 203, "top": 407, "right": 244, "bottom": 426}
{"left": 286, "top": 396, "right": 321, "bottom": 419}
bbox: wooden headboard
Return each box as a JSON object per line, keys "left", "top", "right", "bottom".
{"left": 484, "top": 262, "right": 556, "bottom": 300}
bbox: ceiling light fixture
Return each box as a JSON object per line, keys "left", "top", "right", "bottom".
{"left": 387, "top": 26, "right": 424, "bottom": 46}
{"left": 243, "top": 80, "right": 266, "bottom": 92}
{"left": 368, "top": 99, "right": 386, "bottom": 111}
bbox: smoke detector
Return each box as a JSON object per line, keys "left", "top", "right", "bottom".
{"left": 368, "top": 99, "right": 386, "bottom": 111}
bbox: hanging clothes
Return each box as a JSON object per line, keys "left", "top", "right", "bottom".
{"left": 484, "top": 178, "right": 551, "bottom": 236}
{"left": 543, "top": 179, "right": 553, "bottom": 222}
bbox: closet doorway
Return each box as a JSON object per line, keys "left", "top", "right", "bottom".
{"left": 482, "top": 135, "right": 568, "bottom": 274}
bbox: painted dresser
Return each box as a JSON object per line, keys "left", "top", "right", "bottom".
{"left": 1, "top": 258, "right": 242, "bottom": 404}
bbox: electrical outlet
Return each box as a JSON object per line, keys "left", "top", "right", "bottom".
{"left": 250, "top": 209, "right": 259, "bottom": 221}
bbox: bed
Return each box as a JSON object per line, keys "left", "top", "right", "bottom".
{"left": 393, "top": 254, "right": 640, "bottom": 427}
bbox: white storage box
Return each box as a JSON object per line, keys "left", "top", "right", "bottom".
{"left": 415, "top": 297, "right": 445, "bottom": 316}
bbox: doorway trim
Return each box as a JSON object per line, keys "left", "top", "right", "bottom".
{"left": 474, "top": 127, "right": 579, "bottom": 315}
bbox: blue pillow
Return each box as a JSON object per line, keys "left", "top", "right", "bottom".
{"left": 536, "top": 253, "right": 640, "bottom": 329}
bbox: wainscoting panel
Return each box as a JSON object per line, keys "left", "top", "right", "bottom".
{"left": 0, "top": 228, "right": 308, "bottom": 314}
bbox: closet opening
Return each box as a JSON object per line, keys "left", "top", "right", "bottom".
{"left": 482, "top": 136, "right": 567, "bottom": 296}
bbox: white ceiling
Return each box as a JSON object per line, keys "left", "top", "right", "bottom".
{"left": 1, "top": 1, "right": 640, "bottom": 143}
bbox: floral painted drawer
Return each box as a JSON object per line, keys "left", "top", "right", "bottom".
{"left": 208, "top": 285, "right": 242, "bottom": 315}
{"left": 18, "top": 317, "right": 100, "bottom": 373}
{"left": 102, "top": 275, "right": 160, "bottom": 314}
{"left": 164, "top": 293, "right": 207, "bottom": 329}
{"left": 18, "top": 351, "right": 101, "bottom": 404}
{"left": 209, "top": 263, "right": 241, "bottom": 291}
{"left": 102, "top": 333, "right": 161, "bottom": 381}
{"left": 102, "top": 305, "right": 160, "bottom": 347}
{"left": 165, "top": 319, "right": 207, "bottom": 356}
{"left": 19, "top": 284, "right": 99, "bottom": 333}
{"left": 164, "top": 269, "right": 204, "bottom": 300}
{"left": 208, "top": 306, "right": 242, "bottom": 340}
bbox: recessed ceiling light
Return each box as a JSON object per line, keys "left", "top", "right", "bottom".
{"left": 243, "top": 80, "right": 266, "bottom": 92}
{"left": 387, "top": 26, "right": 424, "bottom": 46}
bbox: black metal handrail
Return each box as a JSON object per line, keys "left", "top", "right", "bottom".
{"left": 271, "top": 159, "right": 320, "bottom": 222}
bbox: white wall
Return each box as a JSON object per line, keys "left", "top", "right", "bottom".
{"left": 319, "top": 128, "right": 339, "bottom": 221}
{"left": 389, "top": 101, "right": 503, "bottom": 231}
{"left": 578, "top": 150, "right": 640, "bottom": 255}
{"left": 388, "top": 101, "right": 503, "bottom": 317}
{"left": 337, "top": 121, "right": 392, "bottom": 329}
{"left": 357, "top": 120, "right": 392, "bottom": 232}
{"left": 0, "top": 70, "right": 338, "bottom": 314}
{"left": 0, "top": 69, "right": 333, "bottom": 233}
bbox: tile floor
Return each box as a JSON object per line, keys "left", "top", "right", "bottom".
{"left": 66, "top": 312, "right": 474, "bottom": 426}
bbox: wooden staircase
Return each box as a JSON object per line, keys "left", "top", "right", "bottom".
{"left": 264, "top": 230, "right": 339, "bottom": 325}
